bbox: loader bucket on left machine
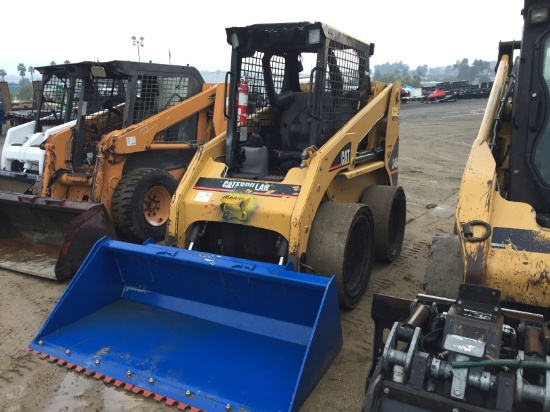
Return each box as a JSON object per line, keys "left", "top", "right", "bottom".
{"left": 28, "top": 238, "right": 343, "bottom": 412}
{"left": 0, "top": 193, "right": 117, "bottom": 280}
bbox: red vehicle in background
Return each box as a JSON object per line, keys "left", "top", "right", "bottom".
{"left": 423, "top": 87, "right": 458, "bottom": 103}
{"left": 427, "top": 88, "right": 446, "bottom": 100}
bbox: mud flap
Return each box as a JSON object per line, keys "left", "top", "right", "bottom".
{"left": 28, "top": 238, "right": 343, "bottom": 412}
{"left": 0, "top": 193, "right": 117, "bottom": 280}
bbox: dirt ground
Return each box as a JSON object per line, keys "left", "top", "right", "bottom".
{"left": 0, "top": 98, "right": 487, "bottom": 412}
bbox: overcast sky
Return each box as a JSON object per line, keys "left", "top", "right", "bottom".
{"left": 1, "top": 0, "right": 524, "bottom": 79}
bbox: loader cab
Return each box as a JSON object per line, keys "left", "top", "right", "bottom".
{"left": 0, "top": 66, "right": 82, "bottom": 179}
{"left": 224, "top": 22, "right": 372, "bottom": 178}
{"left": 507, "top": 2, "right": 550, "bottom": 224}
{"left": 40, "top": 61, "right": 204, "bottom": 172}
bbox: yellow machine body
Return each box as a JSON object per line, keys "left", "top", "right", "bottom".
{"left": 168, "top": 82, "right": 401, "bottom": 267}
{"left": 457, "top": 54, "right": 550, "bottom": 309}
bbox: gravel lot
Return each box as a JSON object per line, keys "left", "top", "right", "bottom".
{"left": 0, "top": 98, "right": 487, "bottom": 412}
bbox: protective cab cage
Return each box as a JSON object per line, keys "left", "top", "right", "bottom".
{"left": 6, "top": 61, "right": 204, "bottom": 177}
{"left": 223, "top": 21, "right": 375, "bottom": 178}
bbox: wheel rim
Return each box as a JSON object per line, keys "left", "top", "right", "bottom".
{"left": 143, "top": 186, "right": 171, "bottom": 226}
{"left": 343, "top": 215, "right": 370, "bottom": 298}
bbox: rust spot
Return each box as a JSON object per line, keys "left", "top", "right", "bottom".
{"left": 464, "top": 244, "right": 484, "bottom": 285}
{"left": 527, "top": 270, "right": 550, "bottom": 288}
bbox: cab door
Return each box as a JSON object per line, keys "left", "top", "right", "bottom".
{"left": 508, "top": 2, "right": 550, "bottom": 220}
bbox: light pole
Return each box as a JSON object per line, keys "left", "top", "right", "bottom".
{"left": 132, "top": 36, "right": 144, "bottom": 62}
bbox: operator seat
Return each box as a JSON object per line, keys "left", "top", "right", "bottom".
{"left": 275, "top": 91, "right": 311, "bottom": 161}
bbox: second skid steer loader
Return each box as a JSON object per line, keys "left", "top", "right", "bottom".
{"left": 363, "top": 2, "right": 550, "bottom": 411}
{"left": 0, "top": 61, "right": 226, "bottom": 280}
{"left": 28, "top": 22, "right": 406, "bottom": 412}
{"left": 422, "top": 0, "right": 550, "bottom": 316}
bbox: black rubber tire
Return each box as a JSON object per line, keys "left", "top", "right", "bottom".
{"left": 111, "top": 168, "right": 178, "bottom": 242}
{"left": 361, "top": 185, "right": 406, "bottom": 263}
{"left": 424, "top": 233, "right": 464, "bottom": 299}
{"left": 306, "top": 202, "right": 375, "bottom": 309}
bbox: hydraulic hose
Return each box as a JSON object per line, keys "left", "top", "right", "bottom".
{"left": 452, "top": 359, "right": 550, "bottom": 370}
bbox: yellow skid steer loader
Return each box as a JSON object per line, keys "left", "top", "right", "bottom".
{"left": 364, "top": 1, "right": 550, "bottom": 410}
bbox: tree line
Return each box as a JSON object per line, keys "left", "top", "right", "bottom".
{"left": 1, "top": 58, "right": 494, "bottom": 99}
{"left": 373, "top": 59, "right": 493, "bottom": 87}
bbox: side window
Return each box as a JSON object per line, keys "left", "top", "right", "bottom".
{"left": 533, "top": 35, "right": 550, "bottom": 185}
{"left": 157, "top": 76, "right": 189, "bottom": 110}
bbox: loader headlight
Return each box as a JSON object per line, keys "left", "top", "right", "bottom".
{"left": 230, "top": 32, "right": 240, "bottom": 48}
{"left": 91, "top": 66, "right": 106, "bottom": 78}
{"left": 530, "top": 7, "right": 549, "bottom": 24}
{"left": 308, "top": 28, "right": 321, "bottom": 45}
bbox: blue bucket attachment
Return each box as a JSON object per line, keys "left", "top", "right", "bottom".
{"left": 29, "top": 238, "right": 342, "bottom": 412}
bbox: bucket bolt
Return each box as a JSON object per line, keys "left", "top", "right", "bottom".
{"left": 149, "top": 378, "right": 154, "bottom": 384}
{"left": 226, "top": 405, "right": 232, "bottom": 410}
{"left": 276, "top": 236, "right": 289, "bottom": 266}
{"left": 38, "top": 340, "right": 43, "bottom": 346}
{"left": 186, "top": 390, "right": 192, "bottom": 396}
{"left": 95, "top": 359, "right": 100, "bottom": 365}
{"left": 188, "top": 222, "right": 208, "bottom": 251}
{"left": 65, "top": 349, "right": 71, "bottom": 355}
{"left": 126, "top": 370, "right": 132, "bottom": 377}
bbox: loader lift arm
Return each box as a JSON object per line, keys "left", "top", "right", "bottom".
{"left": 89, "top": 82, "right": 227, "bottom": 205}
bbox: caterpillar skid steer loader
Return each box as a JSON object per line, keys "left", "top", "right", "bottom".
{"left": 0, "top": 60, "right": 226, "bottom": 280}
{"left": 363, "top": 1, "right": 550, "bottom": 410}
{"left": 423, "top": 0, "right": 550, "bottom": 315}
{"left": 28, "top": 22, "right": 405, "bottom": 411}
{"left": 168, "top": 21, "right": 407, "bottom": 309}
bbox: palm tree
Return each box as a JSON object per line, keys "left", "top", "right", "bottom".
{"left": 28, "top": 66, "right": 34, "bottom": 82}
{"left": 17, "top": 63, "right": 26, "bottom": 82}
{"left": 50, "top": 61, "right": 56, "bottom": 66}
{"left": 0, "top": 69, "right": 6, "bottom": 82}
{"left": 63, "top": 60, "right": 70, "bottom": 64}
